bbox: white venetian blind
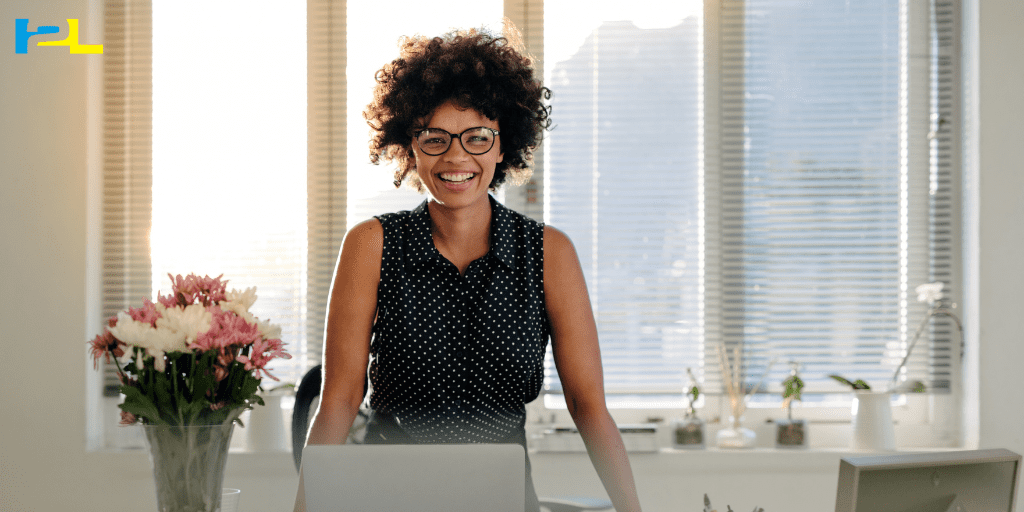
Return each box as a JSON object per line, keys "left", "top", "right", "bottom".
{"left": 543, "top": 2, "right": 704, "bottom": 398}
{"left": 306, "top": 0, "right": 348, "bottom": 379}
{"left": 99, "top": 0, "right": 351, "bottom": 394}
{"left": 101, "top": 0, "right": 153, "bottom": 396}
{"left": 709, "top": 0, "right": 959, "bottom": 394}
{"left": 543, "top": 0, "right": 960, "bottom": 399}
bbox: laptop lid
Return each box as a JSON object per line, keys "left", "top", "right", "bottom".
{"left": 302, "top": 444, "right": 526, "bottom": 512}
{"left": 835, "top": 448, "right": 1022, "bottom": 512}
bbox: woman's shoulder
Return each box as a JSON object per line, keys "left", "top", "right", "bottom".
{"left": 342, "top": 218, "right": 384, "bottom": 254}
{"left": 542, "top": 224, "right": 579, "bottom": 259}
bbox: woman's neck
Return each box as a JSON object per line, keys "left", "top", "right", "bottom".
{"left": 427, "top": 195, "right": 491, "bottom": 239}
{"left": 427, "top": 195, "right": 492, "bottom": 273}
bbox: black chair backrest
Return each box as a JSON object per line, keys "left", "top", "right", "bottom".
{"left": 291, "top": 364, "right": 323, "bottom": 471}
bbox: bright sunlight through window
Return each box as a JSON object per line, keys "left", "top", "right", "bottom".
{"left": 151, "top": 1, "right": 307, "bottom": 373}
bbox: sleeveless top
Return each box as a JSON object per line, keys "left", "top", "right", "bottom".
{"left": 368, "top": 195, "right": 550, "bottom": 444}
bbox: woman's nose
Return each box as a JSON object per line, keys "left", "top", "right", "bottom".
{"left": 443, "top": 138, "right": 471, "bottom": 161}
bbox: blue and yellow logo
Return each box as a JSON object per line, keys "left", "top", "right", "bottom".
{"left": 15, "top": 19, "right": 103, "bottom": 54}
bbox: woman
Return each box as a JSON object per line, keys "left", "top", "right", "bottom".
{"left": 295, "top": 27, "right": 642, "bottom": 512}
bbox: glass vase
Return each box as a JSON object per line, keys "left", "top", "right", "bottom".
{"left": 143, "top": 423, "right": 235, "bottom": 512}
{"left": 715, "top": 415, "right": 756, "bottom": 449}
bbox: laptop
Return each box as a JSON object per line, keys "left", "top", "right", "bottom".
{"left": 835, "top": 448, "right": 1022, "bottom": 512}
{"left": 301, "top": 444, "right": 526, "bottom": 512}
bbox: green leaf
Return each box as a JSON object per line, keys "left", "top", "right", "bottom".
{"left": 829, "top": 374, "right": 871, "bottom": 390}
{"left": 183, "top": 388, "right": 218, "bottom": 424}
{"left": 782, "top": 375, "right": 804, "bottom": 401}
{"left": 120, "top": 385, "right": 165, "bottom": 425}
{"left": 240, "top": 373, "right": 259, "bottom": 402}
{"left": 152, "top": 371, "right": 174, "bottom": 414}
{"left": 192, "top": 351, "right": 216, "bottom": 401}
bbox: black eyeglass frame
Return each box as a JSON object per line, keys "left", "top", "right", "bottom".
{"left": 412, "top": 127, "right": 500, "bottom": 156}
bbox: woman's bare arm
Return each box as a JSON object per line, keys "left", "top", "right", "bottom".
{"left": 543, "top": 225, "right": 643, "bottom": 512}
{"left": 294, "top": 218, "right": 383, "bottom": 512}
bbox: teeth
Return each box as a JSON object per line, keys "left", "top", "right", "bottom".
{"left": 440, "top": 172, "right": 474, "bottom": 183}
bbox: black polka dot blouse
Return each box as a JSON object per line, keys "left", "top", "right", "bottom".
{"left": 368, "top": 195, "right": 550, "bottom": 444}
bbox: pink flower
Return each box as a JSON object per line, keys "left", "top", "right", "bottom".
{"left": 167, "top": 273, "right": 228, "bottom": 307}
{"left": 156, "top": 292, "right": 178, "bottom": 309}
{"left": 214, "top": 365, "right": 230, "bottom": 382}
{"left": 88, "top": 331, "right": 124, "bottom": 369}
{"left": 119, "top": 410, "right": 138, "bottom": 425}
{"left": 237, "top": 337, "right": 291, "bottom": 381}
{"left": 190, "top": 307, "right": 262, "bottom": 351}
{"left": 127, "top": 298, "right": 162, "bottom": 326}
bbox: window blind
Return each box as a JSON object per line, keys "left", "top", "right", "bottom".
{"left": 542, "top": 0, "right": 960, "bottom": 398}
{"left": 306, "top": 0, "right": 348, "bottom": 378}
{"left": 710, "top": 0, "right": 959, "bottom": 394}
{"left": 101, "top": 0, "right": 153, "bottom": 397}
{"left": 101, "top": 0, "right": 326, "bottom": 392}
{"left": 543, "top": 15, "right": 703, "bottom": 396}
{"left": 503, "top": 0, "right": 545, "bottom": 222}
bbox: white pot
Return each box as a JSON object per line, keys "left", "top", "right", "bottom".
{"left": 247, "top": 395, "right": 288, "bottom": 451}
{"left": 850, "top": 391, "right": 895, "bottom": 451}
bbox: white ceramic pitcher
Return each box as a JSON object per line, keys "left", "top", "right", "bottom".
{"left": 851, "top": 391, "right": 895, "bottom": 451}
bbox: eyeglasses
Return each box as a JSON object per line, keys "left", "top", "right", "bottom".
{"left": 413, "top": 127, "right": 500, "bottom": 156}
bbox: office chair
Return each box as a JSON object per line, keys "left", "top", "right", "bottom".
{"left": 291, "top": 365, "right": 613, "bottom": 512}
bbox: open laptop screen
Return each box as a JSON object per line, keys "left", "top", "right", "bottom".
{"left": 302, "top": 444, "right": 526, "bottom": 512}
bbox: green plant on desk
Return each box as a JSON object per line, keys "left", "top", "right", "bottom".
{"left": 828, "top": 374, "right": 872, "bottom": 391}
{"left": 782, "top": 362, "right": 804, "bottom": 422}
{"left": 673, "top": 368, "right": 705, "bottom": 447}
{"left": 777, "top": 362, "right": 807, "bottom": 447}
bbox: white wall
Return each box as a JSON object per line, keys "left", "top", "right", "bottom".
{"left": 974, "top": 0, "right": 1024, "bottom": 480}
{"left": 1, "top": 1, "right": 1021, "bottom": 511}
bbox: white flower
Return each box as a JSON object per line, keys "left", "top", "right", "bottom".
{"left": 916, "top": 282, "right": 945, "bottom": 305}
{"left": 145, "top": 324, "right": 189, "bottom": 353}
{"left": 157, "top": 304, "right": 212, "bottom": 343}
{"left": 226, "top": 287, "right": 258, "bottom": 312}
{"left": 149, "top": 349, "right": 168, "bottom": 372}
{"left": 257, "top": 318, "right": 282, "bottom": 340}
{"left": 220, "top": 287, "right": 259, "bottom": 324}
{"left": 107, "top": 312, "right": 155, "bottom": 348}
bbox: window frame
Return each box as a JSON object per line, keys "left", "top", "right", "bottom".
{"left": 91, "top": 0, "right": 964, "bottom": 451}
{"left": 522, "top": 0, "right": 963, "bottom": 449}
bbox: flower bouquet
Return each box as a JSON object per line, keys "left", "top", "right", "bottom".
{"left": 89, "top": 273, "right": 291, "bottom": 512}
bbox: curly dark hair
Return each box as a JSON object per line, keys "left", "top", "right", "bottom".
{"left": 364, "top": 26, "right": 552, "bottom": 191}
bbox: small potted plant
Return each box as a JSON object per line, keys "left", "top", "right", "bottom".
{"left": 672, "top": 368, "right": 705, "bottom": 448}
{"left": 776, "top": 362, "right": 806, "bottom": 447}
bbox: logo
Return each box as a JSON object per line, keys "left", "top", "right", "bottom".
{"left": 15, "top": 19, "right": 103, "bottom": 54}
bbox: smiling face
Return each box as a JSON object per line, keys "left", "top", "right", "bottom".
{"left": 412, "top": 101, "right": 503, "bottom": 211}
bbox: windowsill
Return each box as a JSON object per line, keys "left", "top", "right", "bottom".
{"left": 87, "top": 443, "right": 971, "bottom": 474}
{"left": 531, "top": 445, "right": 969, "bottom": 470}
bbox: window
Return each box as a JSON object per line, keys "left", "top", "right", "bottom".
{"left": 541, "top": 0, "right": 961, "bottom": 427}
{"left": 96, "top": 0, "right": 962, "bottom": 447}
